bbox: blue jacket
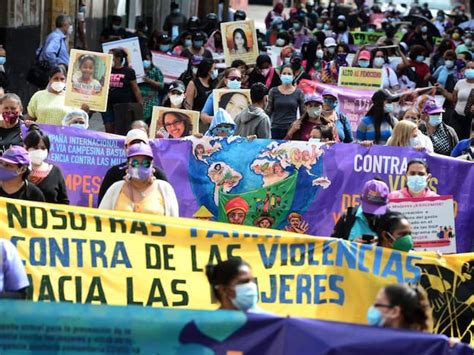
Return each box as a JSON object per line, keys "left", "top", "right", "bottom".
{"left": 205, "top": 108, "right": 236, "bottom": 136}
{"left": 451, "top": 138, "right": 472, "bottom": 157}
{"left": 335, "top": 112, "right": 353, "bottom": 143}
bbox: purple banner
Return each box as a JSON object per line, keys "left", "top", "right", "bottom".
{"left": 38, "top": 125, "right": 474, "bottom": 252}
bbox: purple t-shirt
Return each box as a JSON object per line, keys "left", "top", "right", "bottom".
{"left": 0, "top": 239, "right": 29, "bottom": 292}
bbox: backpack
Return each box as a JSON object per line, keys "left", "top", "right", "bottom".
{"left": 330, "top": 207, "right": 358, "bottom": 240}
{"left": 26, "top": 40, "right": 63, "bottom": 89}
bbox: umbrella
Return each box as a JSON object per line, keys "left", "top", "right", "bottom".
{"left": 459, "top": 19, "right": 474, "bottom": 30}
{"left": 402, "top": 15, "right": 441, "bottom": 37}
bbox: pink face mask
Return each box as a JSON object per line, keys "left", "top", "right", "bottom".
{"left": 2, "top": 112, "right": 18, "bottom": 124}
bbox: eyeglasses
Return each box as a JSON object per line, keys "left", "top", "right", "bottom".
{"left": 373, "top": 303, "right": 393, "bottom": 308}
{"left": 130, "top": 159, "right": 151, "bottom": 168}
{"left": 164, "top": 119, "right": 183, "bottom": 128}
{"left": 227, "top": 76, "right": 242, "bottom": 81}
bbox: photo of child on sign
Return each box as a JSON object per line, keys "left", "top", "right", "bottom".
{"left": 221, "top": 20, "right": 259, "bottom": 66}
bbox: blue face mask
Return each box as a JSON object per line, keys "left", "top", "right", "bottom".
{"left": 465, "top": 68, "right": 474, "bottom": 79}
{"left": 281, "top": 74, "right": 294, "bottom": 85}
{"left": 227, "top": 79, "right": 241, "bottom": 90}
{"left": 416, "top": 55, "right": 425, "bottom": 62}
{"left": 358, "top": 60, "right": 370, "bottom": 68}
{"left": 367, "top": 306, "right": 385, "bottom": 326}
{"left": 160, "top": 44, "right": 170, "bottom": 52}
{"left": 407, "top": 175, "right": 427, "bottom": 193}
{"left": 231, "top": 282, "right": 258, "bottom": 311}
{"left": 212, "top": 126, "right": 235, "bottom": 137}
{"left": 0, "top": 57, "right": 6, "bottom": 65}
{"left": 323, "top": 98, "right": 337, "bottom": 110}
{"left": 143, "top": 60, "right": 151, "bottom": 69}
{"left": 184, "top": 39, "right": 192, "bottom": 47}
{"left": 384, "top": 103, "right": 394, "bottom": 113}
{"left": 429, "top": 114, "right": 442, "bottom": 126}
{"left": 70, "top": 123, "right": 87, "bottom": 130}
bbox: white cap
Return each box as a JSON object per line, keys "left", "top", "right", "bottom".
{"left": 125, "top": 129, "right": 149, "bottom": 146}
{"left": 337, "top": 15, "right": 346, "bottom": 21}
{"left": 324, "top": 37, "right": 337, "bottom": 47}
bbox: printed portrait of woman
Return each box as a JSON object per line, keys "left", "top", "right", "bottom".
{"left": 71, "top": 54, "right": 104, "bottom": 95}
{"left": 218, "top": 92, "right": 251, "bottom": 119}
{"left": 161, "top": 111, "right": 192, "bottom": 139}
{"left": 231, "top": 28, "right": 249, "bottom": 54}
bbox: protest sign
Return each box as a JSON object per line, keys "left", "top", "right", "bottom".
{"left": 221, "top": 20, "right": 259, "bottom": 66}
{"left": 267, "top": 45, "right": 283, "bottom": 67}
{"left": 389, "top": 196, "right": 456, "bottom": 253}
{"left": 0, "top": 197, "right": 472, "bottom": 343}
{"left": 213, "top": 89, "right": 252, "bottom": 120}
{"left": 64, "top": 49, "right": 113, "bottom": 112}
{"left": 149, "top": 107, "right": 200, "bottom": 139}
{"left": 352, "top": 31, "right": 385, "bottom": 45}
{"left": 151, "top": 51, "right": 189, "bottom": 84}
{"left": 338, "top": 67, "right": 383, "bottom": 90}
{"left": 102, "top": 37, "right": 145, "bottom": 83}
{"left": 34, "top": 125, "right": 474, "bottom": 253}
{"left": 1, "top": 301, "right": 472, "bottom": 353}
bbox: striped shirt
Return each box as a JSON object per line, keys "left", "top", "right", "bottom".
{"left": 356, "top": 115, "right": 396, "bottom": 144}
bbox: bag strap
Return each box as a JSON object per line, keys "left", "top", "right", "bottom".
{"left": 265, "top": 67, "right": 275, "bottom": 88}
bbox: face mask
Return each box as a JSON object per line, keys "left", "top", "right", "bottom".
{"left": 291, "top": 61, "right": 301, "bottom": 71}
{"left": 227, "top": 79, "right": 241, "bottom": 90}
{"left": 192, "top": 67, "right": 198, "bottom": 75}
{"left": 70, "top": 123, "right": 87, "bottom": 129}
{"left": 184, "top": 39, "right": 192, "bottom": 47}
{"left": 421, "top": 26, "right": 428, "bottom": 33}
{"left": 0, "top": 166, "right": 19, "bottom": 181}
{"left": 465, "top": 68, "right": 474, "bottom": 79}
{"left": 129, "top": 166, "right": 152, "bottom": 181}
{"left": 67, "top": 25, "right": 74, "bottom": 36}
{"left": 407, "top": 175, "right": 427, "bottom": 193}
{"left": 293, "top": 23, "right": 302, "bottom": 31}
{"left": 210, "top": 69, "right": 219, "bottom": 80}
{"left": 456, "top": 59, "right": 466, "bottom": 71}
{"left": 401, "top": 27, "right": 408, "bottom": 34}
{"left": 276, "top": 24, "right": 283, "bottom": 30}
{"left": 29, "top": 149, "right": 48, "bottom": 165}
{"left": 2, "top": 112, "right": 19, "bottom": 124}
{"left": 323, "top": 99, "right": 337, "bottom": 110}
{"left": 316, "top": 49, "right": 324, "bottom": 59}
{"left": 384, "top": 103, "right": 394, "bottom": 113}
{"left": 0, "top": 57, "right": 6, "bottom": 65}
{"left": 358, "top": 60, "right": 370, "bottom": 68}
{"left": 283, "top": 57, "right": 291, "bottom": 65}
{"left": 170, "top": 94, "right": 185, "bottom": 106}
{"left": 452, "top": 33, "right": 460, "bottom": 40}
{"left": 391, "top": 234, "right": 414, "bottom": 252}
{"left": 309, "top": 138, "right": 321, "bottom": 143}
{"left": 51, "top": 81, "right": 66, "bottom": 92}
{"left": 172, "top": 8, "right": 180, "bottom": 14}
{"left": 193, "top": 40, "right": 203, "bottom": 49}
{"left": 416, "top": 55, "right": 425, "bottom": 62}
{"left": 445, "top": 60, "right": 454, "bottom": 69}
{"left": 308, "top": 107, "right": 321, "bottom": 118}
{"left": 367, "top": 28, "right": 375, "bottom": 33}
{"left": 281, "top": 74, "right": 293, "bottom": 85}
{"left": 276, "top": 38, "right": 285, "bottom": 46}
{"left": 159, "top": 44, "right": 170, "bottom": 52}
{"left": 143, "top": 60, "right": 151, "bottom": 69}
{"left": 323, "top": 24, "right": 330, "bottom": 30}
{"left": 121, "top": 58, "right": 127, "bottom": 66}
{"left": 328, "top": 47, "right": 336, "bottom": 54}
{"left": 230, "top": 282, "right": 258, "bottom": 312}
{"left": 367, "top": 306, "right": 385, "bottom": 326}
{"left": 112, "top": 25, "right": 121, "bottom": 31}
{"left": 429, "top": 114, "right": 442, "bottom": 126}
{"left": 437, "top": 16, "right": 444, "bottom": 22}
{"left": 260, "top": 68, "right": 270, "bottom": 77}
{"left": 373, "top": 57, "right": 385, "bottom": 68}
{"left": 212, "top": 126, "right": 235, "bottom": 136}
{"left": 410, "top": 136, "right": 421, "bottom": 147}
{"left": 336, "top": 53, "right": 347, "bottom": 62}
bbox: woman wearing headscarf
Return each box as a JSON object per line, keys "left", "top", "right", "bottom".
{"left": 247, "top": 54, "right": 281, "bottom": 89}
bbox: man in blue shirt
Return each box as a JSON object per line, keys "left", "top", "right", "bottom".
{"left": 39, "top": 15, "right": 72, "bottom": 68}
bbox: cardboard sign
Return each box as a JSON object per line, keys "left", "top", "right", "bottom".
{"left": 213, "top": 89, "right": 252, "bottom": 120}
{"left": 65, "top": 49, "right": 113, "bottom": 112}
{"left": 102, "top": 37, "right": 145, "bottom": 83}
{"left": 388, "top": 196, "right": 456, "bottom": 253}
{"left": 221, "top": 20, "right": 259, "bottom": 66}
{"left": 151, "top": 52, "right": 189, "bottom": 84}
{"left": 338, "top": 67, "right": 383, "bottom": 90}
{"left": 352, "top": 31, "right": 385, "bottom": 45}
{"left": 150, "top": 106, "right": 200, "bottom": 139}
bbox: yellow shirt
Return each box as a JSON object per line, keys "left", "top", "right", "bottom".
{"left": 114, "top": 182, "right": 165, "bottom": 215}
{"left": 27, "top": 90, "right": 73, "bottom": 125}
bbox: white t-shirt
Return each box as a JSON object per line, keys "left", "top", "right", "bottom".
{"left": 381, "top": 65, "right": 399, "bottom": 90}
{"left": 454, "top": 79, "right": 474, "bottom": 115}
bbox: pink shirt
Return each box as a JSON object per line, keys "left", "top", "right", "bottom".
{"left": 388, "top": 187, "right": 439, "bottom": 200}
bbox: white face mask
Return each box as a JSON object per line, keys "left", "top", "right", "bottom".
{"left": 328, "top": 47, "right": 336, "bottom": 54}
{"left": 316, "top": 49, "right": 324, "bottom": 59}
{"left": 276, "top": 38, "right": 285, "bottom": 46}
{"left": 67, "top": 25, "right": 74, "bottom": 36}
{"left": 170, "top": 94, "right": 184, "bottom": 106}
{"left": 51, "top": 81, "right": 66, "bottom": 92}
{"left": 373, "top": 57, "right": 385, "bottom": 68}
{"left": 192, "top": 67, "right": 198, "bottom": 75}
{"left": 308, "top": 106, "right": 322, "bottom": 118}
{"left": 29, "top": 149, "right": 48, "bottom": 165}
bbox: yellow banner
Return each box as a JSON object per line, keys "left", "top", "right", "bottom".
{"left": 0, "top": 197, "right": 472, "bottom": 340}
{"left": 338, "top": 67, "right": 383, "bottom": 90}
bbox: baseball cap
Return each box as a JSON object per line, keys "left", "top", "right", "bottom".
{"left": 125, "top": 129, "right": 149, "bottom": 146}
{"left": 0, "top": 145, "right": 31, "bottom": 166}
{"left": 359, "top": 50, "right": 371, "bottom": 61}
{"left": 324, "top": 37, "right": 337, "bottom": 47}
{"left": 290, "top": 52, "right": 303, "bottom": 62}
{"left": 322, "top": 88, "right": 338, "bottom": 99}
{"left": 127, "top": 142, "right": 154, "bottom": 159}
{"left": 422, "top": 98, "right": 445, "bottom": 114}
{"left": 337, "top": 15, "right": 346, "bottom": 21}
{"left": 168, "top": 80, "right": 185, "bottom": 94}
{"left": 361, "top": 179, "right": 389, "bottom": 215}
{"left": 304, "top": 93, "right": 323, "bottom": 104}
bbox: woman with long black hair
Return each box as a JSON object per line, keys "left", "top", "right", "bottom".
{"left": 356, "top": 90, "right": 397, "bottom": 145}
